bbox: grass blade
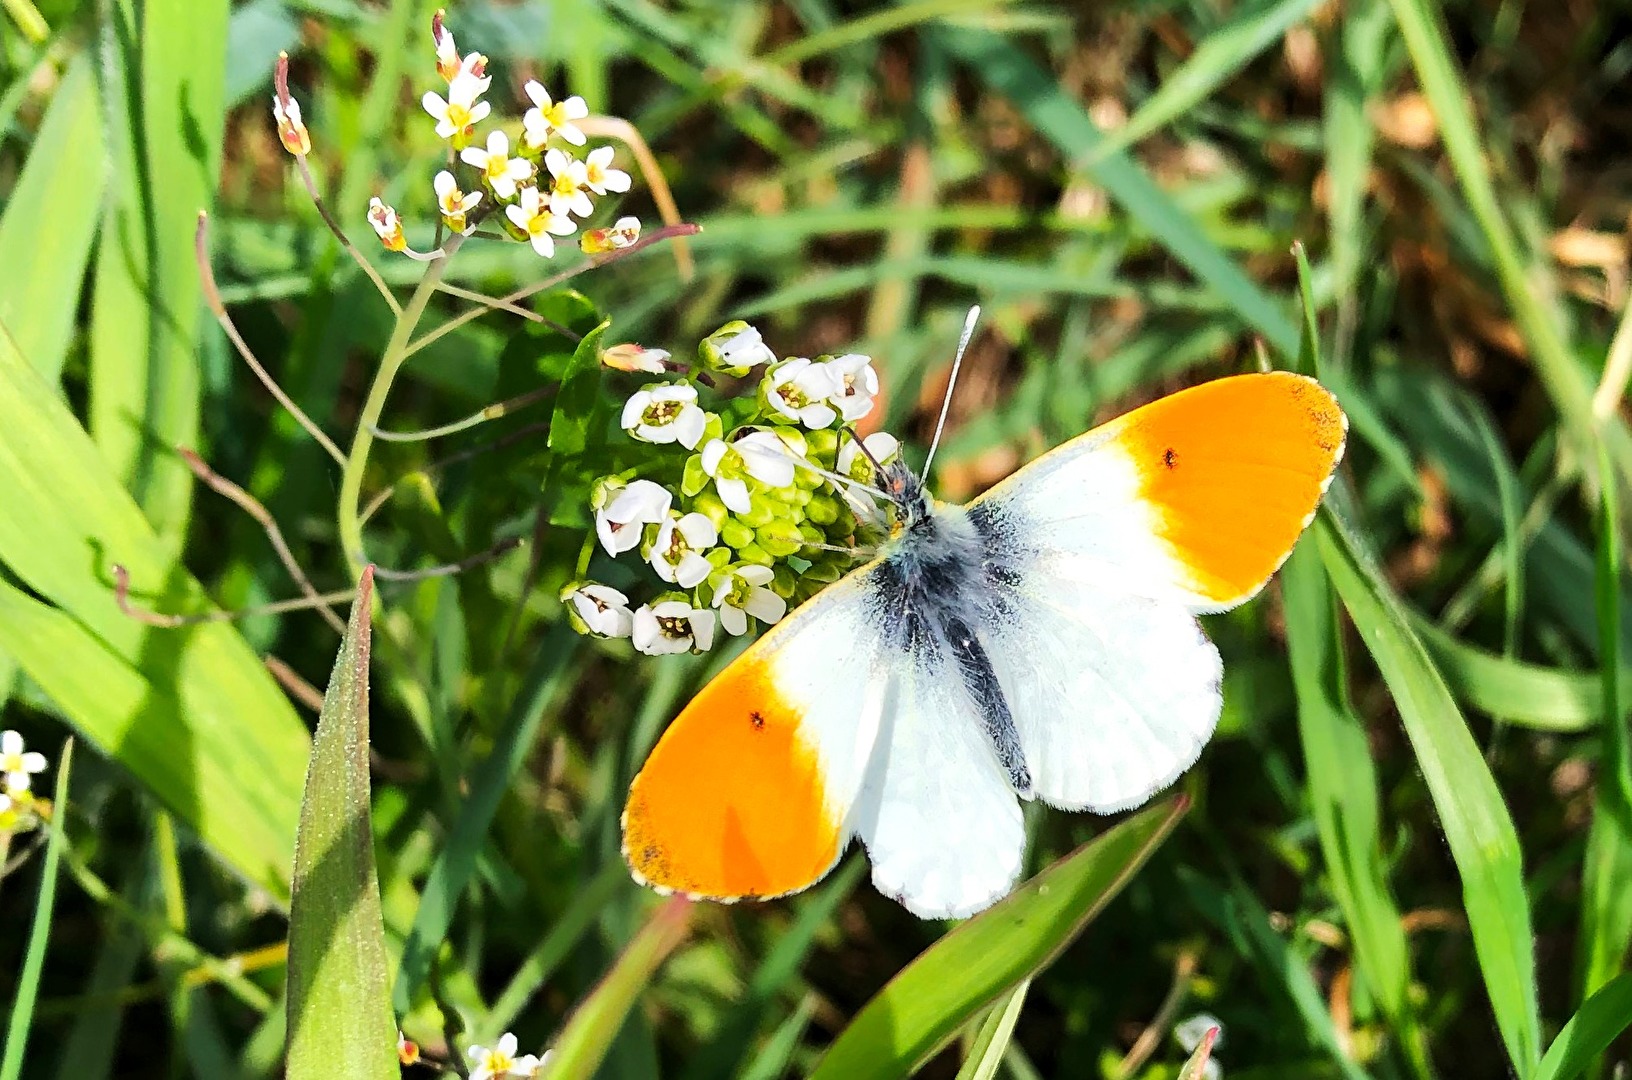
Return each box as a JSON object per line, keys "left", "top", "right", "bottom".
{"left": 1319, "top": 511, "right": 1542, "bottom": 1075}
{"left": 953, "top": 979, "right": 1030, "bottom": 1080}
{"left": 1534, "top": 973, "right": 1632, "bottom": 1080}
{"left": 1576, "top": 444, "right": 1632, "bottom": 1008}
{"left": 286, "top": 568, "right": 397, "bottom": 1080}
{"left": 0, "top": 739, "right": 73, "bottom": 1080}
{"left": 808, "top": 798, "right": 1187, "bottom": 1079}
{"left": 538, "top": 896, "right": 693, "bottom": 1079}
{"left": 1088, "top": 0, "right": 1323, "bottom": 164}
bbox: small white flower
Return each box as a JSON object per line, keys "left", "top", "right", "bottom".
{"left": 0, "top": 732, "right": 44, "bottom": 794}
{"left": 468, "top": 1032, "right": 540, "bottom": 1080}
{"left": 701, "top": 322, "right": 775, "bottom": 375}
{"left": 582, "top": 215, "right": 641, "bottom": 254}
{"left": 620, "top": 383, "right": 707, "bottom": 448}
{"left": 461, "top": 130, "right": 533, "bottom": 200}
{"left": 564, "top": 583, "right": 635, "bottom": 638}
{"left": 822, "top": 353, "right": 879, "bottom": 423}
{"left": 581, "top": 145, "right": 632, "bottom": 196}
{"left": 1175, "top": 1013, "right": 1223, "bottom": 1080}
{"left": 836, "top": 431, "right": 901, "bottom": 482}
{"left": 422, "top": 59, "right": 492, "bottom": 140}
{"left": 713, "top": 564, "right": 787, "bottom": 636}
{"left": 765, "top": 358, "right": 841, "bottom": 428}
{"left": 433, "top": 170, "right": 483, "bottom": 234}
{"left": 595, "top": 479, "right": 672, "bottom": 556}
{"left": 543, "top": 148, "right": 595, "bottom": 218}
{"left": 648, "top": 512, "right": 718, "bottom": 588}
{"left": 367, "top": 198, "right": 406, "bottom": 253}
{"left": 698, "top": 431, "right": 797, "bottom": 514}
{"left": 632, "top": 600, "right": 716, "bottom": 655}
{"left": 504, "top": 186, "right": 577, "bottom": 258}
{"left": 522, "top": 81, "right": 589, "bottom": 147}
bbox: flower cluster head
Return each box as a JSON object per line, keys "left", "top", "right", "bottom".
{"left": 0, "top": 730, "right": 48, "bottom": 835}
{"left": 566, "top": 322, "right": 903, "bottom": 656}
{"left": 270, "top": 10, "right": 640, "bottom": 260}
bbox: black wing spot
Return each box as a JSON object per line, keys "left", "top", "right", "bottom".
{"left": 749, "top": 711, "right": 765, "bottom": 730}
{"left": 1162, "top": 447, "right": 1178, "bottom": 469}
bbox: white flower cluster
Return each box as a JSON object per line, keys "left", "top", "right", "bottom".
{"left": 351, "top": 9, "right": 637, "bottom": 259}
{"left": 0, "top": 729, "right": 48, "bottom": 832}
{"left": 563, "top": 322, "right": 903, "bottom": 657}
{"left": 467, "top": 1032, "right": 549, "bottom": 1079}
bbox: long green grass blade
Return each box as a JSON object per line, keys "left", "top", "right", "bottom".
{"left": 1534, "top": 973, "right": 1632, "bottom": 1080}
{"left": 1319, "top": 511, "right": 1542, "bottom": 1075}
{"left": 0, "top": 740, "right": 72, "bottom": 1080}
{"left": 1089, "top": 0, "right": 1323, "bottom": 164}
{"left": 953, "top": 979, "right": 1030, "bottom": 1080}
{"left": 1576, "top": 444, "right": 1632, "bottom": 1008}
{"left": 286, "top": 568, "right": 398, "bottom": 1080}
{"left": 1415, "top": 618, "right": 1620, "bottom": 733}
{"left": 0, "top": 56, "right": 103, "bottom": 382}
{"left": 808, "top": 799, "right": 1186, "bottom": 1079}
{"left": 538, "top": 897, "right": 693, "bottom": 1079}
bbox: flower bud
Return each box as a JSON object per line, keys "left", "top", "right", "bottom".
{"left": 698, "top": 321, "right": 774, "bottom": 377}
{"left": 601, "top": 342, "right": 671, "bottom": 375}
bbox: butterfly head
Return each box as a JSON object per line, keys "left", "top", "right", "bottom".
{"left": 879, "top": 459, "right": 932, "bottom": 533}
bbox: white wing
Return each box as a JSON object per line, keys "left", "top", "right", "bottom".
{"left": 978, "top": 567, "right": 1222, "bottom": 811}
{"left": 850, "top": 657, "right": 1025, "bottom": 919}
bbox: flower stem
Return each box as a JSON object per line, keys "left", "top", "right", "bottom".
{"left": 337, "top": 233, "right": 464, "bottom": 577}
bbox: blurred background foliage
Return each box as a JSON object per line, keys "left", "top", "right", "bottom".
{"left": 1, "top": 0, "right": 1631, "bottom": 1076}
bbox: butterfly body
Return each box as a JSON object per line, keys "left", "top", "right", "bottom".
{"left": 623, "top": 372, "right": 1347, "bottom": 919}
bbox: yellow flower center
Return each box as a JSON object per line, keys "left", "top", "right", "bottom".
{"left": 543, "top": 103, "right": 568, "bottom": 127}
{"left": 445, "top": 102, "right": 472, "bottom": 128}
{"left": 485, "top": 157, "right": 508, "bottom": 182}
{"left": 553, "top": 173, "right": 579, "bottom": 198}
{"left": 657, "top": 615, "right": 690, "bottom": 638}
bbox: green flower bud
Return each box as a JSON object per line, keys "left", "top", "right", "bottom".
{"left": 738, "top": 496, "right": 776, "bottom": 528}
{"left": 772, "top": 564, "right": 798, "bottom": 598}
{"left": 704, "top": 546, "right": 733, "bottom": 569}
{"left": 693, "top": 489, "right": 729, "bottom": 530}
{"left": 806, "top": 428, "right": 839, "bottom": 459}
{"left": 720, "top": 518, "right": 756, "bottom": 550}
{"left": 756, "top": 519, "right": 804, "bottom": 558}
{"left": 797, "top": 522, "right": 825, "bottom": 547}
{"left": 806, "top": 493, "right": 840, "bottom": 525}
{"left": 681, "top": 454, "right": 709, "bottom": 498}
{"left": 736, "top": 542, "right": 774, "bottom": 567}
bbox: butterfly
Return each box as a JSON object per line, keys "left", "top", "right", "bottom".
{"left": 621, "top": 369, "right": 1347, "bottom": 919}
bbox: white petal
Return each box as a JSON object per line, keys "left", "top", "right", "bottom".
{"left": 675, "top": 552, "right": 712, "bottom": 589}
{"left": 617, "top": 480, "right": 673, "bottom": 523}
{"left": 737, "top": 564, "right": 774, "bottom": 586}
{"left": 559, "top": 124, "right": 587, "bottom": 146}
{"left": 486, "top": 130, "right": 508, "bottom": 156}
{"left": 505, "top": 204, "right": 530, "bottom": 230}
{"left": 864, "top": 431, "right": 900, "bottom": 463}
{"left": 562, "top": 96, "right": 589, "bottom": 119}
{"left": 422, "top": 91, "right": 449, "bottom": 120}
{"left": 467, "top": 100, "right": 491, "bottom": 125}
{"left": 689, "top": 609, "right": 716, "bottom": 651}
{"left": 20, "top": 752, "right": 44, "bottom": 773}
{"left": 720, "top": 604, "right": 747, "bottom": 636}
{"left": 459, "top": 145, "right": 488, "bottom": 169}
{"left": 524, "top": 80, "right": 548, "bottom": 107}
{"left": 745, "top": 587, "right": 786, "bottom": 624}
{"left": 7, "top": 772, "right": 30, "bottom": 793}
{"left": 603, "top": 167, "right": 632, "bottom": 193}
{"left": 1, "top": 731, "right": 20, "bottom": 756}
{"left": 496, "top": 1034, "right": 518, "bottom": 1056}
{"left": 434, "top": 170, "right": 456, "bottom": 199}
{"left": 528, "top": 231, "right": 554, "bottom": 258}
{"left": 700, "top": 439, "right": 728, "bottom": 476}
{"left": 677, "top": 513, "right": 718, "bottom": 548}
{"left": 800, "top": 402, "right": 837, "bottom": 429}
{"left": 545, "top": 148, "right": 568, "bottom": 177}
{"left": 621, "top": 391, "right": 651, "bottom": 429}
{"left": 673, "top": 406, "right": 706, "bottom": 449}
{"left": 631, "top": 607, "right": 660, "bottom": 653}
{"left": 637, "top": 422, "right": 678, "bottom": 444}
{"left": 587, "top": 146, "right": 613, "bottom": 168}
{"left": 716, "top": 476, "right": 750, "bottom": 514}
{"left": 491, "top": 174, "right": 517, "bottom": 200}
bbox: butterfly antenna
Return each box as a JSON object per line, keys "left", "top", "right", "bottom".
{"left": 920, "top": 305, "right": 980, "bottom": 483}
{"left": 767, "top": 443, "right": 892, "bottom": 502}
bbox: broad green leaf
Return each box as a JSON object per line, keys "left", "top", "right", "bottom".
{"left": 0, "top": 56, "right": 103, "bottom": 382}
{"left": 809, "top": 799, "right": 1186, "bottom": 1079}
{"left": 538, "top": 897, "right": 694, "bottom": 1079}
{"left": 89, "top": 0, "right": 228, "bottom": 556}
{"left": 0, "top": 320, "right": 308, "bottom": 902}
{"left": 0, "top": 740, "right": 73, "bottom": 1080}
{"left": 1577, "top": 443, "right": 1632, "bottom": 1007}
{"left": 1534, "top": 973, "right": 1632, "bottom": 1080}
{"left": 1319, "top": 512, "right": 1542, "bottom": 1075}
{"left": 547, "top": 318, "right": 613, "bottom": 457}
{"left": 940, "top": 28, "right": 1299, "bottom": 355}
{"left": 1089, "top": 0, "right": 1323, "bottom": 163}
{"left": 286, "top": 568, "right": 397, "bottom": 1080}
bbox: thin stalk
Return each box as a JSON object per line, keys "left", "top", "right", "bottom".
{"left": 368, "top": 387, "right": 554, "bottom": 443}
{"left": 578, "top": 116, "right": 694, "bottom": 281}
{"left": 336, "top": 233, "right": 465, "bottom": 577}
{"left": 293, "top": 154, "right": 401, "bottom": 316}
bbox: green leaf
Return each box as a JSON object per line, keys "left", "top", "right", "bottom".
{"left": 808, "top": 798, "right": 1186, "bottom": 1079}
{"left": 953, "top": 979, "right": 1030, "bottom": 1080}
{"left": 1088, "top": 0, "right": 1324, "bottom": 163}
{"left": 1534, "top": 973, "right": 1632, "bottom": 1080}
{"left": 89, "top": 0, "right": 229, "bottom": 555}
{"left": 0, "top": 56, "right": 104, "bottom": 382}
{"left": 1415, "top": 617, "right": 1618, "bottom": 733}
{"left": 1319, "top": 511, "right": 1542, "bottom": 1075}
{"left": 547, "top": 318, "right": 613, "bottom": 458}
{"left": 538, "top": 897, "right": 694, "bottom": 1079}
{"left": 940, "top": 28, "right": 1299, "bottom": 355}
{"left": 0, "top": 740, "right": 73, "bottom": 1080}
{"left": 0, "top": 322, "right": 308, "bottom": 902}
{"left": 286, "top": 568, "right": 398, "bottom": 1080}
{"left": 1576, "top": 442, "right": 1632, "bottom": 1007}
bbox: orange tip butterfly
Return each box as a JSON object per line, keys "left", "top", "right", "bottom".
{"left": 622, "top": 327, "right": 1347, "bottom": 919}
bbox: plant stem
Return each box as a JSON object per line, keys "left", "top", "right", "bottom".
{"left": 337, "top": 233, "right": 464, "bottom": 577}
